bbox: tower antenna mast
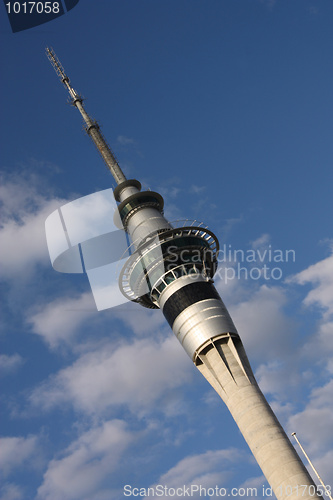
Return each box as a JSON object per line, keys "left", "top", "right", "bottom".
{"left": 46, "top": 47, "right": 126, "bottom": 185}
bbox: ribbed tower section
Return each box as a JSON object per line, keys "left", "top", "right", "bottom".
{"left": 46, "top": 48, "right": 322, "bottom": 500}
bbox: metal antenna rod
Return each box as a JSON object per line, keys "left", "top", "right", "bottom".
{"left": 46, "top": 47, "right": 127, "bottom": 185}
{"left": 291, "top": 432, "right": 332, "bottom": 500}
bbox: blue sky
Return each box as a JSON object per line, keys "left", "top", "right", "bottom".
{"left": 0, "top": 1, "right": 333, "bottom": 499}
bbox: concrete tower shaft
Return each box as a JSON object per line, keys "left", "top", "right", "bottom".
{"left": 46, "top": 50, "right": 324, "bottom": 500}
{"left": 118, "top": 187, "right": 323, "bottom": 499}
{"left": 197, "top": 340, "right": 318, "bottom": 500}
{"left": 115, "top": 181, "right": 323, "bottom": 499}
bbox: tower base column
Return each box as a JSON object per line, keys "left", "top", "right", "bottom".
{"left": 195, "top": 336, "right": 321, "bottom": 500}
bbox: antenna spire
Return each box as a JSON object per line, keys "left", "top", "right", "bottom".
{"left": 46, "top": 47, "right": 127, "bottom": 185}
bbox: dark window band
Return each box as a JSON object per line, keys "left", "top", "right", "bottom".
{"left": 162, "top": 281, "right": 221, "bottom": 327}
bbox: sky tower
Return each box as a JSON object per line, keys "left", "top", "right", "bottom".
{"left": 45, "top": 47, "right": 322, "bottom": 500}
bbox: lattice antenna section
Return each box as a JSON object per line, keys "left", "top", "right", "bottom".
{"left": 46, "top": 47, "right": 126, "bottom": 185}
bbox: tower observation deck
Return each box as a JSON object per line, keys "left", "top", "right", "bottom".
{"left": 46, "top": 48, "right": 323, "bottom": 500}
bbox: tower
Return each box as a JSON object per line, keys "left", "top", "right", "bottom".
{"left": 45, "top": 48, "right": 322, "bottom": 500}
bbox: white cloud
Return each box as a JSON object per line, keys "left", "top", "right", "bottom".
{"left": 239, "top": 475, "right": 267, "bottom": 500}
{"left": 190, "top": 185, "right": 206, "bottom": 194}
{"left": 0, "top": 173, "right": 67, "bottom": 279}
{"left": 117, "top": 135, "right": 135, "bottom": 146}
{"left": 301, "top": 321, "right": 333, "bottom": 365}
{"left": 308, "top": 449, "right": 333, "bottom": 490}
{"left": 163, "top": 202, "right": 184, "bottom": 222}
{"left": 157, "top": 186, "right": 181, "bottom": 200}
{"left": 326, "top": 350, "right": 333, "bottom": 374}
{"left": 29, "top": 334, "right": 192, "bottom": 416}
{"left": 154, "top": 177, "right": 184, "bottom": 205}
{"left": 59, "top": 188, "right": 117, "bottom": 246}
{"left": 287, "top": 380, "right": 333, "bottom": 461}
{"left": 0, "top": 198, "right": 63, "bottom": 278}
{"left": 286, "top": 251, "right": 333, "bottom": 378}
{"left": 0, "top": 435, "right": 38, "bottom": 477}
{"left": 37, "top": 420, "right": 134, "bottom": 500}
{"left": 148, "top": 448, "right": 245, "bottom": 499}
{"left": 317, "top": 321, "right": 333, "bottom": 353}
{"left": 255, "top": 360, "right": 301, "bottom": 402}
{"left": 0, "top": 483, "right": 24, "bottom": 500}
{"left": 250, "top": 233, "right": 270, "bottom": 250}
{"left": 226, "top": 284, "right": 294, "bottom": 361}
{"left": 288, "top": 253, "right": 333, "bottom": 319}
{"left": 0, "top": 354, "right": 24, "bottom": 376}
{"left": 27, "top": 292, "right": 96, "bottom": 349}
{"left": 113, "top": 303, "right": 167, "bottom": 337}
{"left": 159, "top": 448, "right": 240, "bottom": 485}
{"left": 220, "top": 214, "right": 244, "bottom": 236}
{"left": 0, "top": 172, "right": 46, "bottom": 219}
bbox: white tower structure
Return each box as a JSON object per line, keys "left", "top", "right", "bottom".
{"left": 46, "top": 48, "right": 323, "bottom": 500}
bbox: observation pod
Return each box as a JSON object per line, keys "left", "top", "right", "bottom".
{"left": 45, "top": 47, "right": 324, "bottom": 500}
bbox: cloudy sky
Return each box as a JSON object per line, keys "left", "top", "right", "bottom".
{"left": 1, "top": 1, "right": 333, "bottom": 499}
